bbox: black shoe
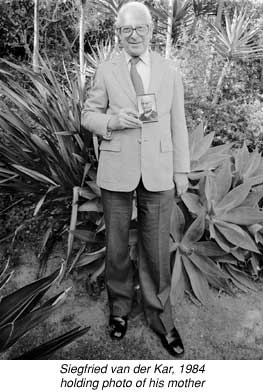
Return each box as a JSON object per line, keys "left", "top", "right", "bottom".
{"left": 109, "top": 315, "right": 128, "bottom": 340}
{"left": 159, "top": 327, "right": 184, "bottom": 357}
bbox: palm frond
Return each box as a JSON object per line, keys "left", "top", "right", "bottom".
{"left": 206, "top": 7, "right": 263, "bottom": 60}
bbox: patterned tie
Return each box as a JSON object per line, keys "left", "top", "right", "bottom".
{"left": 130, "top": 57, "right": 144, "bottom": 95}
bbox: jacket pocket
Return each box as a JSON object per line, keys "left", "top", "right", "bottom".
{"left": 100, "top": 140, "right": 121, "bottom": 152}
{"left": 160, "top": 138, "right": 173, "bottom": 152}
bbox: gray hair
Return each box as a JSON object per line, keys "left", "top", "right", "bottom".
{"left": 116, "top": 1, "right": 153, "bottom": 27}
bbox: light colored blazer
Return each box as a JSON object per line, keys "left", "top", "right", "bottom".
{"left": 82, "top": 50, "right": 190, "bottom": 192}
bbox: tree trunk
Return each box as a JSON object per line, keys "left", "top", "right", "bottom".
{"left": 189, "top": 15, "right": 198, "bottom": 37}
{"left": 79, "top": 0, "right": 87, "bottom": 91}
{"left": 33, "top": 0, "right": 40, "bottom": 72}
{"left": 165, "top": 0, "right": 174, "bottom": 59}
{"left": 212, "top": 60, "right": 230, "bottom": 105}
{"left": 216, "top": 0, "right": 224, "bottom": 27}
{"left": 204, "top": 0, "right": 225, "bottom": 94}
{"left": 203, "top": 60, "right": 230, "bottom": 131}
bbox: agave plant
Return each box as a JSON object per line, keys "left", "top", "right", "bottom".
{"left": 188, "top": 123, "right": 232, "bottom": 180}
{"left": 0, "top": 261, "right": 89, "bottom": 358}
{"left": 183, "top": 160, "right": 263, "bottom": 256}
{"left": 232, "top": 142, "right": 263, "bottom": 187}
{"left": 170, "top": 201, "right": 232, "bottom": 304}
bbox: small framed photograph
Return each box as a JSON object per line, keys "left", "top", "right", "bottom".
{"left": 137, "top": 93, "right": 158, "bottom": 123}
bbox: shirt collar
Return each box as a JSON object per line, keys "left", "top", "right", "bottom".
{"left": 124, "top": 49, "right": 151, "bottom": 66}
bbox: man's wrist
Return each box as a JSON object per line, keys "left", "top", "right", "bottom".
{"left": 104, "top": 119, "right": 113, "bottom": 140}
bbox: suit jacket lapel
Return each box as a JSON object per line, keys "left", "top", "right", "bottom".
{"left": 112, "top": 51, "right": 137, "bottom": 105}
{"left": 148, "top": 51, "right": 165, "bottom": 94}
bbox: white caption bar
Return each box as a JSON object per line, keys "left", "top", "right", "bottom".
{"left": 1, "top": 360, "right": 261, "bottom": 392}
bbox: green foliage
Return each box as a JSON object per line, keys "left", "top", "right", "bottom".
{"left": 0, "top": 0, "right": 34, "bottom": 60}
{"left": 0, "top": 260, "right": 89, "bottom": 358}
{"left": 90, "top": 0, "right": 130, "bottom": 17}
{"left": 204, "top": 98, "right": 263, "bottom": 151}
{"left": 188, "top": 123, "right": 232, "bottom": 180}
{"left": 170, "top": 203, "right": 232, "bottom": 305}
{"left": 206, "top": 7, "right": 263, "bottom": 61}
{"left": 192, "top": 0, "right": 217, "bottom": 18}
{"left": 85, "top": 40, "right": 115, "bottom": 78}
{"left": 0, "top": 57, "right": 92, "bottom": 198}
{"left": 0, "top": 0, "right": 115, "bottom": 69}
{"left": 0, "top": 0, "right": 79, "bottom": 61}
{"left": 232, "top": 143, "right": 263, "bottom": 186}
{"left": 177, "top": 126, "right": 263, "bottom": 303}
{"left": 199, "top": 168, "right": 262, "bottom": 251}
{"left": 147, "top": 0, "right": 218, "bottom": 45}
{"left": 14, "top": 326, "right": 90, "bottom": 359}
{"left": 207, "top": 6, "right": 263, "bottom": 106}
{"left": 176, "top": 13, "right": 263, "bottom": 148}
{"left": 85, "top": 18, "right": 115, "bottom": 51}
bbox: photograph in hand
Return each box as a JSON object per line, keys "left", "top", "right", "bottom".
{"left": 137, "top": 93, "right": 158, "bottom": 123}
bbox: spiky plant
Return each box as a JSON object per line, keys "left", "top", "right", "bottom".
{"left": 85, "top": 40, "right": 115, "bottom": 79}
{"left": 170, "top": 201, "right": 232, "bottom": 304}
{"left": 232, "top": 142, "right": 263, "bottom": 187}
{"left": 183, "top": 160, "right": 263, "bottom": 255}
{"left": 208, "top": 7, "right": 263, "bottom": 61}
{"left": 90, "top": 0, "right": 130, "bottom": 17}
{"left": 0, "top": 260, "right": 89, "bottom": 358}
{"left": 0, "top": 57, "right": 91, "bottom": 204}
{"left": 188, "top": 123, "right": 232, "bottom": 180}
{"left": 206, "top": 7, "right": 263, "bottom": 104}
{"left": 192, "top": 0, "right": 217, "bottom": 18}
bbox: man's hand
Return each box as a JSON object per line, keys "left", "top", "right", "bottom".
{"left": 174, "top": 173, "right": 189, "bottom": 196}
{"left": 108, "top": 108, "right": 142, "bottom": 130}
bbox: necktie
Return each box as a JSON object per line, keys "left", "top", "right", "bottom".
{"left": 130, "top": 57, "right": 144, "bottom": 95}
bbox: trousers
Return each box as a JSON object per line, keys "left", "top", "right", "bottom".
{"left": 101, "top": 179, "right": 174, "bottom": 334}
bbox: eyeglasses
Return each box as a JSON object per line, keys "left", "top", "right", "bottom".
{"left": 118, "top": 24, "right": 150, "bottom": 37}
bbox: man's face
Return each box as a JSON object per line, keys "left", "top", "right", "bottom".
{"left": 117, "top": 8, "right": 153, "bottom": 56}
{"left": 141, "top": 96, "right": 153, "bottom": 113}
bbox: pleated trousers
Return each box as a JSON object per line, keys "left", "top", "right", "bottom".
{"left": 101, "top": 179, "right": 174, "bottom": 335}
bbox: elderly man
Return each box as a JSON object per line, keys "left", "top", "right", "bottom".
{"left": 139, "top": 95, "right": 158, "bottom": 122}
{"left": 82, "top": 1, "right": 190, "bottom": 357}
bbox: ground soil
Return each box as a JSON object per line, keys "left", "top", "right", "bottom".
{"left": 1, "top": 242, "right": 263, "bottom": 360}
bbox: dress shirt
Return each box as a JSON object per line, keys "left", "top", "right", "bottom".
{"left": 124, "top": 49, "right": 151, "bottom": 93}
